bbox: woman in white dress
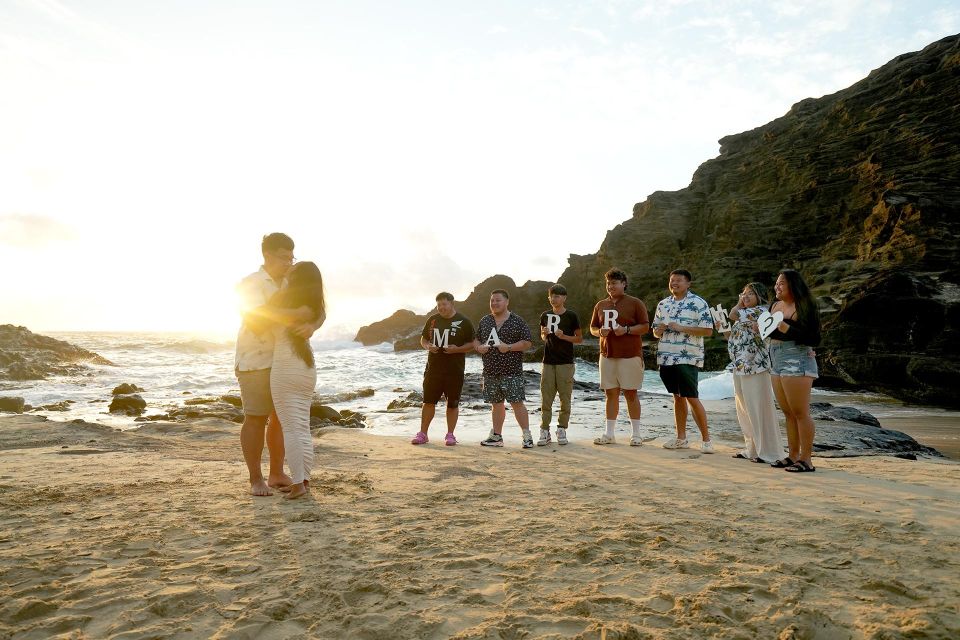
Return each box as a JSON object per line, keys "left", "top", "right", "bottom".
{"left": 726, "top": 282, "right": 784, "bottom": 463}
{"left": 270, "top": 261, "right": 326, "bottom": 500}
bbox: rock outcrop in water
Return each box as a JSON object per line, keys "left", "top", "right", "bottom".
{"left": 354, "top": 310, "right": 426, "bottom": 347}
{"left": 0, "top": 325, "right": 113, "bottom": 381}
{"left": 357, "top": 35, "right": 960, "bottom": 406}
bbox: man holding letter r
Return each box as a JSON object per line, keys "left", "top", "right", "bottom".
{"left": 589, "top": 268, "right": 650, "bottom": 446}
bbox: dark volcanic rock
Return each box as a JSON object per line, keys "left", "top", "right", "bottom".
{"left": 387, "top": 392, "right": 424, "bottom": 410}
{"left": 355, "top": 310, "right": 427, "bottom": 346}
{"left": 310, "top": 403, "right": 342, "bottom": 421}
{"left": 37, "top": 400, "right": 73, "bottom": 412}
{"left": 810, "top": 402, "right": 882, "bottom": 427}
{"left": 109, "top": 394, "right": 147, "bottom": 416}
{"left": 112, "top": 383, "right": 144, "bottom": 395}
{"left": 338, "top": 409, "right": 366, "bottom": 427}
{"left": 315, "top": 388, "right": 375, "bottom": 404}
{"left": 812, "top": 422, "right": 938, "bottom": 457}
{"left": 311, "top": 408, "right": 367, "bottom": 429}
{"left": 0, "top": 325, "right": 114, "bottom": 381}
{"left": 220, "top": 394, "right": 243, "bottom": 408}
{"left": 183, "top": 397, "right": 219, "bottom": 406}
{"left": 0, "top": 396, "right": 25, "bottom": 413}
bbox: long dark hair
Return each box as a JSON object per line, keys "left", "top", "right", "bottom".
{"left": 276, "top": 261, "right": 325, "bottom": 367}
{"left": 779, "top": 269, "right": 820, "bottom": 333}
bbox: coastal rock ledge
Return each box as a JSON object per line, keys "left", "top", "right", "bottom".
{"left": 0, "top": 325, "right": 113, "bottom": 381}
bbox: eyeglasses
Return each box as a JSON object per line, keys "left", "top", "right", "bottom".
{"left": 270, "top": 252, "right": 296, "bottom": 264}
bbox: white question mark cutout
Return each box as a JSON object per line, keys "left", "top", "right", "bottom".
{"left": 757, "top": 310, "right": 784, "bottom": 339}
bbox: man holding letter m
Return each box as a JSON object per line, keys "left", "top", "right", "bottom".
{"left": 410, "top": 292, "right": 475, "bottom": 446}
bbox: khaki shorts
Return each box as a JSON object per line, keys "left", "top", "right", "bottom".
{"left": 236, "top": 368, "right": 273, "bottom": 416}
{"left": 599, "top": 355, "right": 644, "bottom": 391}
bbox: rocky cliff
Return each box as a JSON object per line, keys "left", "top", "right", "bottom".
{"left": 357, "top": 35, "right": 960, "bottom": 406}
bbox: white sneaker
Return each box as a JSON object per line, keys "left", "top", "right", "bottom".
{"left": 593, "top": 434, "right": 615, "bottom": 445}
{"left": 662, "top": 438, "right": 689, "bottom": 449}
{"left": 522, "top": 431, "right": 535, "bottom": 449}
{"left": 630, "top": 436, "right": 644, "bottom": 447}
{"left": 557, "top": 427, "right": 568, "bottom": 445}
{"left": 537, "top": 428, "right": 551, "bottom": 446}
{"left": 701, "top": 440, "right": 715, "bottom": 454}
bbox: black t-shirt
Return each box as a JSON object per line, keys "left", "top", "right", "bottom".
{"left": 421, "top": 312, "right": 475, "bottom": 375}
{"left": 540, "top": 309, "right": 581, "bottom": 365}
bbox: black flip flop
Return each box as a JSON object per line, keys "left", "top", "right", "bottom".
{"left": 770, "top": 457, "right": 794, "bottom": 468}
{"left": 784, "top": 460, "right": 816, "bottom": 473}
{"left": 733, "top": 453, "right": 750, "bottom": 459}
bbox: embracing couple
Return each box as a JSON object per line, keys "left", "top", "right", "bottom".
{"left": 234, "top": 233, "right": 326, "bottom": 500}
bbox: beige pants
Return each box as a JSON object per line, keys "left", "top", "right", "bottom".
{"left": 733, "top": 372, "right": 784, "bottom": 462}
{"left": 541, "top": 363, "right": 575, "bottom": 428}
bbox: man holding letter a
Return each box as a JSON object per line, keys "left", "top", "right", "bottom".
{"left": 538, "top": 284, "right": 583, "bottom": 446}
{"left": 411, "top": 292, "right": 475, "bottom": 446}
{"left": 475, "top": 289, "right": 534, "bottom": 449}
{"left": 589, "top": 268, "right": 650, "bottom": 446}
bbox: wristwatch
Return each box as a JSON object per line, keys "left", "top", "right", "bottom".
{"left": 625, "top": 326, "right": 631, "bottom": 335}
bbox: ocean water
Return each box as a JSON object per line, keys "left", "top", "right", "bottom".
{"left": 8, "top": 332, "right": 725, "bottom": 426}
{"left": 6, "top": 332, "right": 958, "bottom": 457}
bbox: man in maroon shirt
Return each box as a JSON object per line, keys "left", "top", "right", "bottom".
{"left": 589, "top": 268, "right": 650, "bottom": 446}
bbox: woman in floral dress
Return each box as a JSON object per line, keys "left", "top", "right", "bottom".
{"left": 726, "top": 282, "right": 784, "bottom": 463}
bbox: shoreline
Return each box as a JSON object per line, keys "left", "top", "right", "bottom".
{"left": 1, "top": 414, "right": 958, "bottom": 638}
{"left": 3, "top": 330, "right": 957, "bottom": 460}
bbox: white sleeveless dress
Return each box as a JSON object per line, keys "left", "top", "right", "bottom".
{"left": 270, "top": 327, "right": 317, "bottom": 484}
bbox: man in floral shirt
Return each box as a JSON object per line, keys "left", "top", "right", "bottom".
{"left": 651, "top": 269, "right": 715, "bottom": 453}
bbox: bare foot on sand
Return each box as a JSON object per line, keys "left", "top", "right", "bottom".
{"left": 283, "top": 483, "right": 308, "bottom": 500}
{"left": 277, "top": 479, "right": 308, "bottom": 493}
{"left": 250, "top": 479, "right": 273, "bottom": 496}
{"left": 268, "top": 473, "right": 294, "bottom": 489}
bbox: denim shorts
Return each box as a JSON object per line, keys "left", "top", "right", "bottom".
{"left": 769, "top": 341, "right": 818, "bottom": 378}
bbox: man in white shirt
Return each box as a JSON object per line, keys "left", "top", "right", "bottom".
{"left": 236, "top": 233, "right": 316, "bottom": 496}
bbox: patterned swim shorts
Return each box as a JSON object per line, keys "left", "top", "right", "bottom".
{"left": 482, "top": 374, "right": 526, "bottom": 404}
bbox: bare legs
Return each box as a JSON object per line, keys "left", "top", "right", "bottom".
{"left": 672, "top": 395, "right": 709, "bottom": 441}
{"left": 419, "top": 403, "right": 460, "bottom": 435}
{"left": 604, "top": 388, "right": 641, "bottom": 420}
{"left": 771, "top": 375, "right": 815, "bottom": 465}
{"left": 265, "top": 413, "right": 293, "bottom": 488}
{"left": 491, "top": 402, "right": 529, "bottom": 434}
{"left": 241, "top": 411, "right": 290, "bottom": 496}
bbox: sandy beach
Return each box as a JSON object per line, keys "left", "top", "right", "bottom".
{"left": 1, "top": 408, "right": 958, "bottom": 640}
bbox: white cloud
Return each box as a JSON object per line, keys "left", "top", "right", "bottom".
{"left": 570, "top": 26, "right": 610, "bottom": 45}
{"left": 0, "top": 213, "right": 75, "bottom": 248}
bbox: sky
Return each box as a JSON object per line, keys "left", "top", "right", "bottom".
{"left": 1, "top": 0, "right": 958, "bottom": 340}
